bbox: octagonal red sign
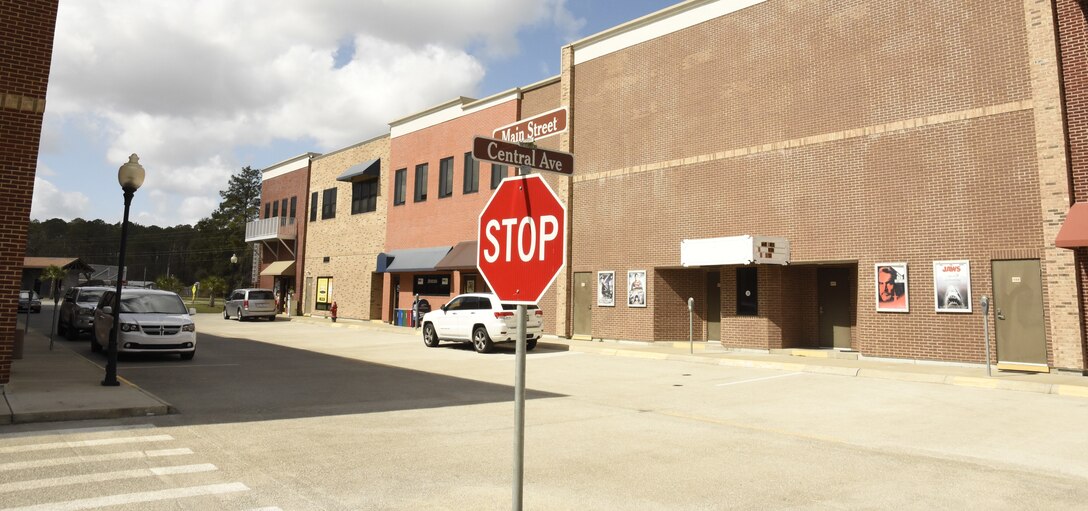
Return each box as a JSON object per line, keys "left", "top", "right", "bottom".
{"left": 477, "top": 174, "right": 567, "bottom": 304}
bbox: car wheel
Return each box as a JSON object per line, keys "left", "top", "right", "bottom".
{"left": 472, "top": 326, "right": 494, "bottom": 353}
{"left": 223, "top": 308, "right": 229, "bottom": 320}
{"left": 267, "top": 315, "right": 275, "bottom": 322}
{"left": 526, "top": 338, "right": 538, "bottom": 351}
{"left": 423, "top": 323, "right": 440, "bottom": 347}
{"left": 180, "top": 350, "right": 195, "bottom": 361}
{"left": 237, "top": 312, "right": 244, "bottom": 322}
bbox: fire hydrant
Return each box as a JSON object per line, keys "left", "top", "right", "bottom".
{"left": 330, "top": 302, "right": 338, "bottom": 322}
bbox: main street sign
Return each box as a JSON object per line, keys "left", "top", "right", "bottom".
{"left": 472, "top": 136, "right": 574, "bottom": 175}
{"left": 492, "top": 107, "right": 568, "bottom": 143}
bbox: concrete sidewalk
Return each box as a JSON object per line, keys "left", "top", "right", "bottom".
{"left": 0, "top": 328, "right": 171, "bottom": 425}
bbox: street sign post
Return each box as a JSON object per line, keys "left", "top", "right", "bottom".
{"left": 472, "top": 136, "right": 574, "bottom": 175}
{"left": 477, "top": 173, "right": 568, "bottom": 511}
{"left": 492, "top": 107, "right": 568, "bottom": 143}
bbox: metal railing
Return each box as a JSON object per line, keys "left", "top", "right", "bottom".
{"left": 245, "top": 216, "right": 297, "bottom": 242}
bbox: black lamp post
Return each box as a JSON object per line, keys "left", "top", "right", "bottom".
{"left": 103, "top": 154, "right": 145, "bottom": 387}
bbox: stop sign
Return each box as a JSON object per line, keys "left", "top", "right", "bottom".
{"left": 477, "top": 174, "right": 567, "bottom": 304}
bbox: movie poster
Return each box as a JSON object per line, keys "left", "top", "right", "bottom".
{"left": 627, "top": 270, "right": 646, "bottom": 308}
{"left": 933, "top": 260, "right": 971, "bottom": 313}
{"left": 597, "top": 271, "right": 615, "bottom": 307}
{"left": 875, "top": 263, "right": 908, "bottom": 313}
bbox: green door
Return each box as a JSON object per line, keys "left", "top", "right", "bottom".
{"left": 818, "top": 267, "right": 853, "bottom": 349}
{"left": 992, "top": 260, "right": 1048, "bottom": 369}
{"left": 573, "top": 272, "right": 592, "bottom": 338}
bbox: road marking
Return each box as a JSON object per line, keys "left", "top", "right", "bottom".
{"left": 0, "top": 424, "right": 156, "bottom": 440}
{"left": 0, "top": 482, "right": 250, "bottom": 511}
{"left": 249, "top": 508, "right": 284, "bottom": 511}
{"left": 0, "top": 434, "right": 174, "bottom": 454}
{"left": 122, "top": 363, "right": 241, "bottom": 369}
{"left": 715, "top": 372, "right": 803, "bottom": 387}
{"left": 0, "top": 464, "right": 217, "bottom": 493}
{"left": 0, "top": 448, "right": 192, "bottom": 472}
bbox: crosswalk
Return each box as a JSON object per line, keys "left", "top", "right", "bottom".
{"left": 0, "top": 424, "right": 279, "bottom": 510}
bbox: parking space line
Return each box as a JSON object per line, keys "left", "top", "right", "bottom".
{"left": 715, "top": 372, "right": 803, "bottom": 387}
{"left": 122, "top": 364, "right": 241, "bottom": 369}
{"left": 0, "top": 435, "right": 174, "bottom": 454}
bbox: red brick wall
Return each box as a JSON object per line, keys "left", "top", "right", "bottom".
{"left": 0, "top": 0, "right": 58, "bottom": 384}
{"left": 257, "top": 166, "right": 309, "bottom": 293}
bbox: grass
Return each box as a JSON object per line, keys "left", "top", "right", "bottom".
{"left": 184, "top": 297, "right": 226, "bottom": 315}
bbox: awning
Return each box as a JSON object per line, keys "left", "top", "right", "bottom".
{"left": 381, "top": 246, "right": 452, "bottom": 273}
{"left": 681, "top": 235, "right": 790, "bottom": 266}
{"left": 435, "top": 241, "right": 477, "bottom": 270}
{"left": 336, "top": 159, "right": 380, "bottom": 182}
{"left": 260, "top": 260, "right": 296, "bottom": 276}
{"left": 1056, "top": 202, "right": 1088, "bottom": 248}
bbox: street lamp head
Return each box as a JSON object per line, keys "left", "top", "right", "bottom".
{"left": 230, "top": 253, "right": 238, "bottom": 264}
{"left": 117, "top": 153, "right": 146, "bottom": 193}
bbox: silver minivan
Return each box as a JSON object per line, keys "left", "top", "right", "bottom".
{"left": 223, "top": 288, "right": 277, "bottom": 321}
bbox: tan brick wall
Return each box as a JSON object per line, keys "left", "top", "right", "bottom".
{"left": 304, "top": 136, "right": 390, "bottom": 320}
{"left": 562, "top": 0, "right": 1074, "bottom": 365}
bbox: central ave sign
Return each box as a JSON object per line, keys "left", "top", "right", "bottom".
{"left": 472, "top": 136, "right": 574, "bottom": 175}
{"left": 477, "top": 174, "right": 567, "bottom": 304}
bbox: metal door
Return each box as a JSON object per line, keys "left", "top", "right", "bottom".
{"left": 573, "top": 272, "right": 592, "bottom": 338}
{"left": 706, "top": 271, "right": 721, "bottom": 341}
{"left": 992, "top": 260, "right": 1048, "bottom": 370}
{"left": 818, "top": 267, "right": 853, "bottom": 349}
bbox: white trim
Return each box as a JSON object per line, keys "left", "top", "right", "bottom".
{"left": 390, "top": 91, "right": 520, "bottom": 139}
{"left": 262, "top": 155, "right": 313, "bottom": 180}
{"left": 572, "top": 0, "right": 767, "bottom": 65}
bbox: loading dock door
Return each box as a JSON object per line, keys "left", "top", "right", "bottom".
{"left": 992, "top": 260, "right": 1048, "bottom": 372}
{"left": 818, "top": 267, "right": 853, "bottom": 349}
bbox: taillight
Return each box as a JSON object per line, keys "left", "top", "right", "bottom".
{"left": 243, "top": 299, "right": 249, "bottom": 310}
{"left": 494, "top": 311, "right": 514, "bottom": 319}
{"left": 534, "top": 310, "right": 543, "bottom": 316}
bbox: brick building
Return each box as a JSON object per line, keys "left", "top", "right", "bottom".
{"left": 303, "top": 135, "right": 389, "bottom": 320}
{"left": 249, "top": 153, "right": 318, "bottom": 315}
{"left": 0, "top": 0, "right": 59, "bottom": 384}
{"left": 558, "top": 0, "right": 1083, "bottom": 372}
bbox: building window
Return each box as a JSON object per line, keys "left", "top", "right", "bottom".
{"left": 491, "top": 163, "right": 508, "bottom": 189}
{"left": 321, "top": 187, "right": 337, "bottom": 219}
{"left": 414, "top": 163, "right": 428, "bottom": 202}
{"left": 439, "top": 157, "right": 454, "bottom": 198}
{"left": 413, "top": 274, "right": 452, "bottom": 295}
{"left": 394, "top": 168, "right": 406, "bottom": 206}
{"left": 272, "top": 200, "right": 279, "bottom": 218}
{"left": 310, "top": 192, "right": 318, "bottom": 222}
{"left": 264, "top": 202, "right": 270, "bottom": 219}
{"left": 463, "top": 152, "right": 479, "bottom": 194}
{"left": 737, "top": 267, "right": 758, "bottom": 316}
{"left": 280, "top": 198, "right": 288, "bottom": 219}
{"left": 290, "top": 196, "right": 296, "bottom": 218}
{"left": 352, "top": 180, "right": 378, "bottom": 214}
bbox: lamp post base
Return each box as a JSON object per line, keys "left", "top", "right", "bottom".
{"left": 101, "top": 379, "right": 120, "bottom": 387}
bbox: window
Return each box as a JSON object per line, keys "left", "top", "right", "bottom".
{"left": 438, "top": 157, "right": 454, "bottom": 198}
{"left": 394, "top": 168, "right": 407, "bottom": 205}
{"left": 463, "top": 152, "right": 479, "bottom": 194}
{"left": 310, "top": 192, "right": 318, "bottom": 221}
{"left": 272, "top": 200, "right": 279, "bottom": 218}
{"left": 352, "top": 180, "right": 378, "bottom": 214}
{"left": 280, "top": 198, "right": 288, "bottom": 219}
{"left": 264, "top": 202, "right": 270, "bottom": 219}
{"left": 289, "top": 196, "right": 296, "bottom": 218}
{"left": 414, "top": 163, "right": 428, "bottom": 202}
{"left": 321, "top": 188, "right": 337, "bottom": 219}
{"left": 491, "top": 163, "right": 508, "bottom": 189}
{"left": 737, "top": 267, "right": 758, "bottom": 316}
{"left": 413, "top": 274, "right": 451, "bottom": 295}
{"left": 444, "top": 296, "right": 465, "bottom": 311}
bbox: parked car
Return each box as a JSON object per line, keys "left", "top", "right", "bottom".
{"left": 17, "top": 290, "right": 41, "bottom": 313}
{"left": 58, "top": 286, "right": 110, "bottom": 340}
{"left": 92, "top": 288, "right": 197, "bottom": 360}
{"left": 223, "top": 288, "right": 277, "bottom": 321}
{"left": 420, "top": 293, "right": 543, "bottom": 353}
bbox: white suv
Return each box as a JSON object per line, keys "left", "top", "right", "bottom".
{"left": 92, "top": 288, "right": 197, "bottom": 360}
{"left": 420, "top": 293, "right": 543, "bottom": 353}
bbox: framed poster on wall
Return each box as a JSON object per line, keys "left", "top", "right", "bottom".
{"left": 933, "top": 260, "right": 971, "bottom": 313}
{"left": 597, "top": 271, "right": 615, "bottom": 306}
{"left": 627, "top": 270, "right": 646, "bottom": 308}
{"left": 315, "top": 276, "right": 333, "bottom": 311}
{"left": 874, "top": 263, "right": 908, "bottom": 313}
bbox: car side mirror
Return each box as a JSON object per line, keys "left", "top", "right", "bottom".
{"left": 188, "top": 308, "right": 197, "bottom": 315}
{"left": 100, "top": 306, "right": 112, "bottom": 314}
{"left": 441, "top": 304, "right": 448, "bottom": 312}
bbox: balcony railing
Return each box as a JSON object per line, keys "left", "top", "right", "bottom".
{"left": 245, "top": 216, "right": 297, "bottom": 242}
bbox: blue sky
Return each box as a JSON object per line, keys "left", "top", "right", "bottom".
{"left": 32, "top": 0, "right": 677, "bottom": 227}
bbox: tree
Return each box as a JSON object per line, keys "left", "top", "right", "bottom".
{"left": 202, "top": 275, "right": 227, "bottom": 307}
{"left": 155, "top": 274, "right": 184, "bottom": 294}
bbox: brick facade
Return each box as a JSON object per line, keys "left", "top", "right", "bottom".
{"left": 256, "top": 155, "right": 313, "bottom": 315}
{"left": 0, "top": 0, "right": 58, "bottom": 384}
{"left": 304, "top": 136, "right": 389, "bottom": 321}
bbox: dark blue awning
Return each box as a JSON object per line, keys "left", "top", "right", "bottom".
{"left": 336, "top": 159, "right": 380, "bottom": 182}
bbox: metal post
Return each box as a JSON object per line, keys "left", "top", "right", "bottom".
{"left": 688, "top": 297, "right": 694, "bottom": 354}
{"left": 49, "top": 284, "right": 59, "bottom": 351}
{"left": 103, "top": 189, "right": 133, "bottom": 387}
{"left": 981, "top": 295, "right": 992, "bottom": 377}
{"left": 513, "top": 304, "right": 527, "bottom": 510}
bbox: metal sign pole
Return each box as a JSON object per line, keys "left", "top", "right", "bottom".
{"left": 513, "top": 304, "right": 527, "bottom": 511}
{"left": 688, "top": 297, "right": 694, "bottom": 354}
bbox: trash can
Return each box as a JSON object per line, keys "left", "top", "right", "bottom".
{"left": 13, "top": 329, "right": 24, "bottom": 360}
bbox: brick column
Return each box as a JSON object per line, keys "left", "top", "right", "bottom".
{"left": 555, "top": 45, "right": 575, "bottom": 338}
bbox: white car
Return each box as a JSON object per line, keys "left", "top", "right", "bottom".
{"left": 420, "top": 293, "right": 543, "bottom": 353}
{"left": 92, "top": 288, "right": 197, "bottom": 360}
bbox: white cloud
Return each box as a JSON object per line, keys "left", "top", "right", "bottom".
{"left": 31, "top": 177, "right": 90, "bottom": 221}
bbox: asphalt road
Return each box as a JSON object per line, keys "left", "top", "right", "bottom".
{"left": 4, "top": 306, "right": 1088, "bottom": 509}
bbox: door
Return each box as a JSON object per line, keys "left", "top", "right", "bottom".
{"left": 437, "top": 296, "right": 466, "bottom": 338}
{"left": 818, "top": 267, "right": 853, "bottom": 349}
{"left": 993, "top": 260, "right": 1048, "bottom": 371}
{"left": 573, "top": 272, "right": 592, "bottom": 338}
{"left": 706, "top": 271, "right": 721, "bottom": 341}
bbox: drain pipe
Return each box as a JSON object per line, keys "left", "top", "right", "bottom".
{"left": 981, "top": 296, "right": 992, "bottom": 377}
{"left": 688, "top": 297, "right": 694, "bottom": 354}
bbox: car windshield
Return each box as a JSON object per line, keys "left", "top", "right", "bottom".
{"left": 19, "top": 291, "right": 29, "bottom": 300}
{"left": 249, "top": 291, "right": 274, "bottom": 300}
{"left": 119, "top": 294, "right": 187, "bottom": 314}
{"left": 77, "top": 291, "right": 105, "bottom": 304}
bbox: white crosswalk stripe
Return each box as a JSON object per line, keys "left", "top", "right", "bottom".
{"left": 0, "top": 448, "right": 192, "bottom": 472}
{"left": 0, "top": 434, "right": 174, "bottom": 454}
{"left": 0, "top": 463, "right": 218, "bottom": 493}
{"left": 0, "top": 482, "right": 250, "bottom": 511}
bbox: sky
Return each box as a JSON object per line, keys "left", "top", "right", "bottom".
{"left": 31, "top": 0, "right": 678, "bottom": 227}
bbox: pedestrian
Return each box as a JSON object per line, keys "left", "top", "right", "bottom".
{"left": 412, "top": 294, "right": 421, "bottom": 329}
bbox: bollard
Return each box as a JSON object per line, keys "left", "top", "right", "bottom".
{"left": 981, "top": 296, "right": 992, "bottom": 377}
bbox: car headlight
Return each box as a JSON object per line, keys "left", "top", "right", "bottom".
{"left": 120, "top": 323, "right": 140, "bottom": 332}
{"left": 181, "top": 323, "right": 195, "bottom": 332}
